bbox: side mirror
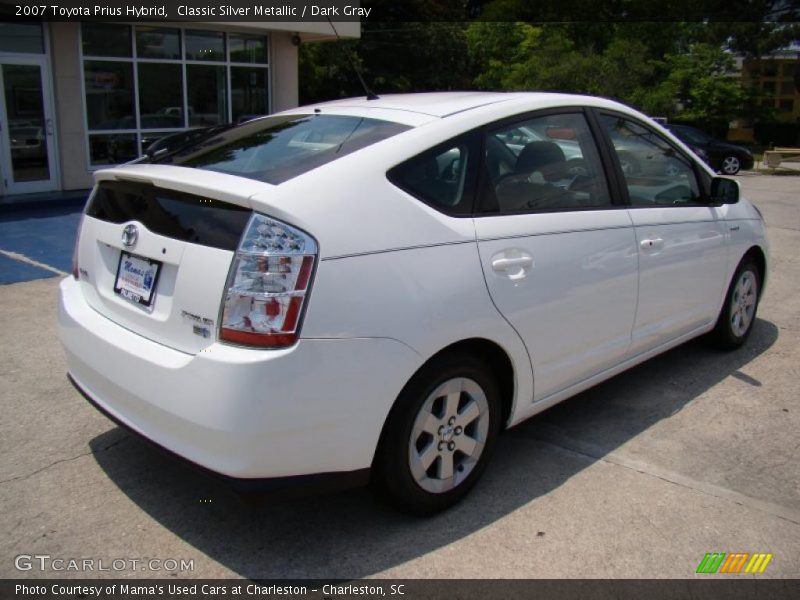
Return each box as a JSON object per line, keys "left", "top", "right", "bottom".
{"left": 710, "top": 177, "right": 739, "bottom": 205}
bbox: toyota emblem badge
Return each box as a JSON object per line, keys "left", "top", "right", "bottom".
{"left": 122, "top": 224, "right": 139, "bottom": 248}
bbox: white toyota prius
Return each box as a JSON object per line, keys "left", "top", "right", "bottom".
{"left": 59, "top": 92, "right": 768, "bottom": 514}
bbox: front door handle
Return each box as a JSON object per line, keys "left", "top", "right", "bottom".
{"left": 640, "top": 237, "right": 664, "bottom": 250}
{"left": 491, "top": 251, "right": 534, "bottom": 281}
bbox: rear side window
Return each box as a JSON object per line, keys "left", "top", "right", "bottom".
{"left": 388, "top": 132, "right": 479, "bottom": 215}
{"left": 153, "top": 114, "right": 410, "bottom": 185}
{"left": 481, "top": 112, "right": 612, "bottom": 213}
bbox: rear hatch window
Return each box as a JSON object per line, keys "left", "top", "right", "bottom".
{"left": 77, "top": 180, "right": 253, "bottom": 354}
{"left": 87, "top": 180, "right": 250, "bottom": 251}
{"left": 150, "top": 114, "right": 410, "bottom": 184}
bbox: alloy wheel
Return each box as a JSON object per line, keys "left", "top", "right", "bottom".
{"left": 721, "top": 155, "right": 741, "bottom": 175}
{"left": 408, "top": 377, "right": 490, "bottom": 494}
{"left": 730, "top": 270, "right": 757, "bottom": 337}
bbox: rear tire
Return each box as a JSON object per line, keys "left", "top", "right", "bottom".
{"left": 711, "top": 258, "right": 761, "bottom": 350}
{"left": 372, "top": 353, "right": 501, "bottom": 515}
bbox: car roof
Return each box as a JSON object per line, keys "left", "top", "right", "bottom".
{"left": 275, "top": 91, "right": 635, "bottom": 127}
{"left": 298, "top": 92, "right": 523, "bottom": 117}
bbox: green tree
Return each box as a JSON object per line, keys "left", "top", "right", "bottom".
{"left": 300, "top": 0, "right": 796, "bottom": 126}
{"left": 663, "top": 43, "right": 747, "bottom": 125}
{"left": 299, "top": 22, "right": 470, "bottom": 104}
{"left": 466, "top": 23, "right": 600, "bottom": 93}
{"left": 299, "top": 38, "right": 362, "bottom": 104}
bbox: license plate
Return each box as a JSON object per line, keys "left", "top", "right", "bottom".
{"left": 114, "top": 252, "right": 161, "bottom": 309}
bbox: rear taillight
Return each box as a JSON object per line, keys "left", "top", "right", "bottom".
{"left": 219, "top": 213, "right": 317, "bottom": 348}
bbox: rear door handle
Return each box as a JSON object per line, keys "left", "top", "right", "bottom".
{"left": 640, "top": 238, "right": 664, "bottom": 250}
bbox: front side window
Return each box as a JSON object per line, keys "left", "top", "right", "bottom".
{"left": 600, "top": 115, "right": 702, "bottom": 206}
{"left": 482, "top": 112, "right": 611, "bottom": 213}
{"left": 154, "top": 114, "right": 410, "bottom": 185}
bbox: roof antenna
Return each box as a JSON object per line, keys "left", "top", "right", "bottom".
{"left": 326, "top": 16, "right": 379, "bottom": 101}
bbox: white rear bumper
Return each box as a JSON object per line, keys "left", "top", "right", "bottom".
{"left": 58, "top": 277, "right": 420, "bottom": 480}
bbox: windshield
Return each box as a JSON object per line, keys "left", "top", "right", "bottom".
{"left": 151, "top": 114, "right": 410, "bottom": 184}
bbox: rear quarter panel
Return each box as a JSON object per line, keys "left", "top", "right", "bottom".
{"left": 301, "top": 241, "right": 534, "bottom": 428}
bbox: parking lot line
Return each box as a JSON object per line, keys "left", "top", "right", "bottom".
{"left": 0, "top": 252, "right": 59, "bottom": 284}
{"left": 0, "top": 204, "right": 81, "bottom": 283}
{"left": 0, "top": 248, "right": 66, "bottom": 276}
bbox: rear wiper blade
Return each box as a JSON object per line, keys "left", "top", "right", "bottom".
{"left": 144, "top": 124, "right": 236, "bottom": 160}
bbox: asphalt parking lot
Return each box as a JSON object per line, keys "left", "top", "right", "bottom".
{"left": 0, "top": 175, "right": 798, "bottom": 579}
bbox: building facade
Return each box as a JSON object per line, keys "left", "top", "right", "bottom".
{"left": 742, "top": 50, "right": 800, "bottom": 123}
{"left": 0, "top": 20, "right": 358, "bottom": 197}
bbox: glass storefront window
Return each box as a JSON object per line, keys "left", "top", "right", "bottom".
{"left": 82, "top": 23, "right": 131, "bottom": 57}
{"left": 187, "top": 65, "right": 227, "bottom": 126}
{"left": 89, "top": 134, "right": 138, "bottom": 165}
{"left": 140, "top": 131, "right": 176, "bottom": 153}
{"left": 231, "top": 67, "right": 268, "bottom": 122}
{"left": 185, "top": 30, "right": 225, "bottom": 61}
{"left": 136, "top": 27, "right": 180, "bottom": 60}
{"left": 84, "top": 61, "right": 135, "bottom": 130}
{"left": 0, "top": 22, "right": 44, "bottom": 54}
{"left": 80, "top": 24, "right": 270, "bottom": 166}
{"left": 229, "top": 34, "right": 268, "bottom": 64}
{"left": 137, "top": 63, "right": 184, "bottom": 128}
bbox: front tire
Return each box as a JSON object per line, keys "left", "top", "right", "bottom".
{"left": 372, "top": 353, "right": 501, "bottom": 515}
{"left": 711, "top": 258, "right": 761, "bottom": 350}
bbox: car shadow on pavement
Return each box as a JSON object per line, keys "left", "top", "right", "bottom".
{"left": 89, "top": 319, "right": 778, "bottom": 579}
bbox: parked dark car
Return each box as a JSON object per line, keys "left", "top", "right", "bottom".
{"left": 665, "top": 124, "right": 754, "bottom": 175}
